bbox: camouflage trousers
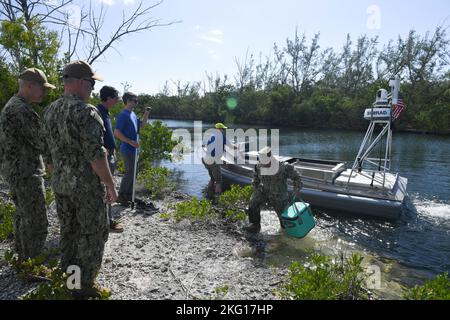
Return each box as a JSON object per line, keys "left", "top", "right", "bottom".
{"left": 10, "top": 175, "right": 48, "bottom": 259}
{"left": 55, "top": 188, "right": 108, "bottom": 289}
{"left": 202, "top": 158, "right": 223, "bottom": 185}
{"left": 247, "top": 188, "right": 289, "bottom": 227}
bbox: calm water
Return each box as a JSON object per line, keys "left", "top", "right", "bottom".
{"left": 155, "top": 119, "right": 450, "bottom": 291}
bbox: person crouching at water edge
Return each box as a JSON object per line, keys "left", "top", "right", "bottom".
{"left": 245, "top": 147, "right": 303, "bottom": 234}
{"left": 202, "top": 123, "right": 237, "bottom": 195}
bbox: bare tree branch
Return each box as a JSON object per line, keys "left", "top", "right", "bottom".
{"left": 85, "top": 0, "right": 180, "bottom": 64}
{"left": 35, "top": 0, "right": 74, "bottom": 23}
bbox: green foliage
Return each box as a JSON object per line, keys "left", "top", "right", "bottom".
{"left": 0, "top": 17, "right": 63, "bottom": 113}
{"left": 217, "top": 185, "right": 253, "bottom": 222}
{"left": 115, "top": 156, "right": 125, "bottom": 174}
{"left": 22, "top": 267, "right": 74, "bottom": 300}
{"left": 213, "top": 284, "right": 229, "bottom": 299}
{"left": 0, "top": 199, "right": 15, "bottom": 240}
{"left": 144, "top": 27, "right": 449, "bottom": 134}
{"left": 138, "top": 120, "right": 178, "bottom": 170}
{"left": 404, "top": 273, "right": 450, "bottom": 300}
{"left": 165, "top": 185, "right": 253, "bottom": 224}
{"left": 138, "top": 166, "right": 173, "bottom": 199}
{"left": 0, "top": 58, "right": 17, "bottom": 109}
{"left": 171, "top": 197, "right": 214, "bottom": 223}
{"left": 279, "top": 252, "right": 370, "bottom": 300}
{"left": 5, "top": 249, "right": 110, "bottom": 300}
{"left": 4, "top": 249, "right": 59, "bottom": 282}
{"left": 45, "top": 188, "right": 55, "bottom": 207}
{"left": 0, "top": 18, "right": 60, "bottom": 71}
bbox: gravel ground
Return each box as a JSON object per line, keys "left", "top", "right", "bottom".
{"left": 0, "top": 179, "right": 288, "bottom": 300}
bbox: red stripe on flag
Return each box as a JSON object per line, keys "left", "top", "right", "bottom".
{"left": 392, "top": 98, "right": 406, "bottom": 120}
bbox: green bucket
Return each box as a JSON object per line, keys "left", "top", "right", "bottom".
{"left": 281, "top": 201, "right": 316, "bottom": 238}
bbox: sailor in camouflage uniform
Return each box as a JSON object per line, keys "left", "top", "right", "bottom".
{"left": 42, "top": 61, "right": 117, "bottom": 298}
{"left": 0, "top": 68, "right": 55, "bottom": 259}
{"left": 246, "top": 147, "right": 302, "bottom": 233}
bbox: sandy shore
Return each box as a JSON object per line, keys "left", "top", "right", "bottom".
{"left": 0, "top": 178, "right": 288, "bottom": 300}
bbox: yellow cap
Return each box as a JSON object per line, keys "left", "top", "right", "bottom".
{"left": 215, "top": 123, "right": 227, "bottom": 129}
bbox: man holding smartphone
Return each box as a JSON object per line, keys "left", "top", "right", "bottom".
{"left": 114, "top": 92, "right": 154, "bottom": 209}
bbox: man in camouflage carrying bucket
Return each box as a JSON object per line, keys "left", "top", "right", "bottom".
{"left": 0, "top": 68, "right": 55, "bottom": 261}
{"left": 42, "top": 61, "right": 117, "bottom": 299}
{"left": 245, "top": 147, "right": 303, "bottom": 234}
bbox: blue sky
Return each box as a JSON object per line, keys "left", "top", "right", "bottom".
{"left": 70, "top": 0, "right": 450, "bottom": 95}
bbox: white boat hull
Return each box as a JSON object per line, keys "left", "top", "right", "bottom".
{"left": 220, "top": 164, "right": 407, "bottom": 220}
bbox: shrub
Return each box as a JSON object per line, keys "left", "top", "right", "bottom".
{"left": 171, "top": 197, "right": 214, "bottom": 223}
{"left": 23, "top": 267, "right": 75, "bottom": 300}
{"left": 5, "top": 249, "right": 110, "bottom": 300}
{"left": 139, "top": 120, "right": 178, "bottom": 170}
{"left": 138, "top": 166, "right": 173, "bottom": 199}
{"left": 0, "top": 199, "right": 15, "bottom": 240}
{"left": 115, "top": 156, "right": 125, "bottom": 174}
{"left": 4, "top": 249, "right": 59, "bottom": 282}
{"left": 217, "top": 185, "right": 253, "bottom": 222}
{"left": 404, "top": 273, "right": 450, "bottom": 300}
{"left": 212, "top": 284, "right": 229, "bottom": 299}
{"left": 279, "top": 252, "right": 370, "bottom": 300}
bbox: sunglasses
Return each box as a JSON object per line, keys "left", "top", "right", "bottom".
{"left": 82, "top": 78, "right": 95, "bottom": 89}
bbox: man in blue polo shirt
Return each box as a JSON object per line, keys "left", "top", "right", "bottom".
{"left": 114, "top": 92, "right": 151, "bottom": 206}
{"left": 97, "top": 86, "right": 124, "bottom": 232}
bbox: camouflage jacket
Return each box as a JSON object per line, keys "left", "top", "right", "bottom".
{"left": 42, "top": 94, "right": 106, "bottom": 195}
{"left": 252, "top": 161, "right": 302, "bottom": 196}
{"left": 0, "top": 95, "right": 45, "bottom": 183}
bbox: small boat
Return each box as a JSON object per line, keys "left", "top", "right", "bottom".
{"left": 215, "top": 78, "right": 408, "bottom": 219}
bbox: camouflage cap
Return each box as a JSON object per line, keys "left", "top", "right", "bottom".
{"left": 62, "top": 60, "right": 103, "bottom": 81}
{"left": 19, "top": 68, "right": 56, "bottom": 89}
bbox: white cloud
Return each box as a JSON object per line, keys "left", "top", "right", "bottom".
{"left": 193, "top": 25, "right": 201, "bottom": 31}
{"left": 200, "top": 29, "right": 224, "bottom": 44}
{"left": 123, "top": 0, "right": 135, "bottom": 5}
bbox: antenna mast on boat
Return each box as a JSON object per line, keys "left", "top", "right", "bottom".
{"left": 347, "top": 77, "right": 400, "bottom": 190}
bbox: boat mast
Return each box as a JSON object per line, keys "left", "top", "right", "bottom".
{"left": 347, "top": 77, "right": 400, "bottom": 189}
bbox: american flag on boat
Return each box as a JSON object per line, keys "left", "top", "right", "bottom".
{"left": 392, "top": 97, "right": 406, "bottom": 120}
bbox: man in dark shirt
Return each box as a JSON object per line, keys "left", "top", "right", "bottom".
{"left": 97, "top": 86, "right": 124, "bottom": 232}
